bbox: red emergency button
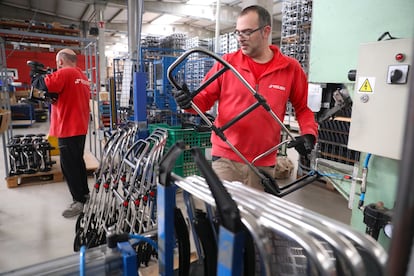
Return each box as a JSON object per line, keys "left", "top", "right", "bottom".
{"left": 395, "top": 53, "right": 405, "bottom": 62}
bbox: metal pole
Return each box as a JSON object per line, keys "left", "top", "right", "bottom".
{"left": 0, "top": 37, "right": 12, "bottom": 177}
{"left": 96, "top": 3, "right": 107, "bottom": 90}
{"left": 214, "top": 0, "right": 221, "bottom": 53}
{"left": 136, "top": 0, "right": 144, "bottom": 68}
{"left": 386, "top": 40, "right": 414, "bottom": 276}
{"left": 128, "top": 0, "right": 137, "bottom": 60}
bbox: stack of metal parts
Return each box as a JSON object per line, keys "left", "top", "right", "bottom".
{"left": 228, "top": 33, "right": 239, "bottom": 53}
{"left": 6, "top": 133, "right": 55, "bottom": 175}
{"left": 280, "top": 0, "right": 312, "bottom": 73}
{"left": 185, "top": 36, "right": 213, "bottom": 51}
{"left": 173, "top": 174, "right": 387, "bottom": 275}
{"left": 318, "top": 116, "right": 360, "bottom": 166}
{"left": 181, "top": 44, "right": 215, "bottom": 92}
{"left": 160, "top": 33, "right": 187, "bottom": 53}
{"left": 218, "top": 33, "right": 229, "bottom": 54}
{"left": 217, "top": 33, "right": 239, "bottom": 54}
{"left": 74, "top": 123, "right": 168, "bottom": 252}
{"left": 141, "top": 36, "right": 161, "bottom": 60}
{"left": 185, "top": 55, "right": 215, "bottom": 92}
{"left": 141, "top": 33, "right": 187, "bottom": 57}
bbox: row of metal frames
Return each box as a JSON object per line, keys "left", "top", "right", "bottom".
{"left": 171, "top": 174, "right": 387, "bottom": 275}
{"left": 156, "top": 142, "right": 387, "bottom": 275}
{"left": 74, "top": 122, "right": 167, "bottom": 260}
{"left": 6, "top": 133, "right": 55, "bottom": 175}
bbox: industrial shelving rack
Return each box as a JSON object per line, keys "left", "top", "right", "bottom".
{"left": 0, "top": 37, "right": 12, "bottom": 177}
{"left": 280, "top": 0, "right": 312, "bottom": 74}
{"left": 217, "top": 33, "right": 239, "bottom": 55}
{"left": 279, "top": 0, "right": 313, "bottom": 156}
{"left": 140, "top": 34, "right": 187, "bottom": 126}
{"left": 0, "top": 19, "right": 81, "bottom": 50}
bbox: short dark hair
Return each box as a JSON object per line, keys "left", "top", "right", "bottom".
{"left": 240, "top": 5, "right": 271, "bottom": 27}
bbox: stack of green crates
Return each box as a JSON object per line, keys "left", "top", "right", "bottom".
{"left": 148, "top": 124, "right": 212, "bottom": 176}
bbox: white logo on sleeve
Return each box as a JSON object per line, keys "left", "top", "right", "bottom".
{"left": 75, "top": 78, "right": 91, "bottom": 86}
{"left": 269, "top": 84, "right": 286, "bottom": 91}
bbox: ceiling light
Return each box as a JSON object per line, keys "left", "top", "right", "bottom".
{"left": 187, "top": 0, "right": 216, "bottom": 4}
{"left": 151, "top": 14, "right": 182, "bottom": 25}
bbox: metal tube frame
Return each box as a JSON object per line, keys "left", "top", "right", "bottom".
{"left": 166, "top": 47, "right": 321, "bottom": 197}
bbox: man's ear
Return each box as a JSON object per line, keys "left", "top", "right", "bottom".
{"left": 264, "top": 25, "right": 272, "bottom": 36}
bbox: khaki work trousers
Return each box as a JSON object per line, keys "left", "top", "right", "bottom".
{"left": 212, "top": 157, "right": 275, "bottom": 191}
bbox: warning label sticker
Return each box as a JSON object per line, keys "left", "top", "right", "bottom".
{"left": 357, "top": 77, "right": 375, "bottom": 93}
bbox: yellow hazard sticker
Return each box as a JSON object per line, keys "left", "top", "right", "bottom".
{"left": 357, "top": 77, "right": 375, "bottom": 93}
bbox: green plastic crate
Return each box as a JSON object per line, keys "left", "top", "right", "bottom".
{"left": 149, "top": 124, "right": 212, "bottom": 176}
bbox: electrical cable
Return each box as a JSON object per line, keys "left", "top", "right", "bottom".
{"left": 377, "top": 31, "right": 397, "bottom": 41}
{"left": 363, "top": 153, "right": 372, "bottom": 168}
{"left": 79, "top": 245, "right": 86, "bottom": 276}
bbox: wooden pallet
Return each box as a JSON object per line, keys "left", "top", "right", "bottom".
{"left": 84, "top": 151, "right": 99, "bottom": 175}
{"left": 6, "top": 165, "right": 63, "bottom": 188}
{"left": 281, "top": 35, "right": 299, "bottom": 44}
{"left": 50, "top": 151, "right": 99, "bottom": 175}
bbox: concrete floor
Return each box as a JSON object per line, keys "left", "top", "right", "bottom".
{"left": 0, "top": 121, "right": 351, "bottom": 274}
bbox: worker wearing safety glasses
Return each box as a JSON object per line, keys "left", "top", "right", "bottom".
{"left": 175, "top": 5, "right": 317, "bottom": 190}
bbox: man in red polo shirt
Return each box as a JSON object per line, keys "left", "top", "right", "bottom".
{"left": 32, "top": 48, "right": 90, "bottom": 218}
{"left": 175, "top": 5, "right": 317, "bottom": 190}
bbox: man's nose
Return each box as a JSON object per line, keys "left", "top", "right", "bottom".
{"left": 237, "top": 36, "right": 246, "bottom": 42}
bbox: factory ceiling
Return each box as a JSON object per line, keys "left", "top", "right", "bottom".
{"left": 0, "top": 0, "right": 284, "bottom": 52}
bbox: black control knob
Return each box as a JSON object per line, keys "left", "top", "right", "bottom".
{"left": 390, "top": 69, "right": 403, "bottom": 83}
{"left": 348, "top": 69, "right": 357, "bottom": 81}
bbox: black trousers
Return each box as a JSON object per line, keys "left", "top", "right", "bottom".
{"left": 58, "top": 135, "right": 89, "bottom": 203}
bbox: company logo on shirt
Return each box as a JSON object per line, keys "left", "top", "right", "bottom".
{"left": 75, "top": 78, "right": 90, "bottom": 86}
{"left": 269, "top": 84, "right": 286, "bottom": 91}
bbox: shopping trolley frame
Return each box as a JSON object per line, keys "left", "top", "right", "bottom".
{"left": 167, "top": 47, "right": 320, "bottom": 197}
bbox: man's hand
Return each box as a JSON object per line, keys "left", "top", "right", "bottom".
{"left": 46, "top": 92, "right": 59, "bottom": 104}
{"left": 174, "top": 83, "right": 192, "bottom": 110}
{"left": 287, "top": 134, "right": 316, "bottom": 156}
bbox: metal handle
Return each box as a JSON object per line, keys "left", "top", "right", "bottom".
{"left": 167, "top": 47, "right": 295, "bottom": 140}
{"left": 191, "top": 147, "right": 243, "bottom": 233}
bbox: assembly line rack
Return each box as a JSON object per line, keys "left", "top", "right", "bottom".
{"left": 157, "top": 141, "right": 388, "bottom": 276}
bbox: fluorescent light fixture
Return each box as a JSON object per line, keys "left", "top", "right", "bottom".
{"left": 151, "top": 14, "right": 182, "bottom": 25}
{"left": 187, "top": 0, "right": 216, "bottom": 4}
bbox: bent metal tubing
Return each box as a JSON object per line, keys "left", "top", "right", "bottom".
{"left": 167, "top": 47, "right": 297, "bottom": 192}
{"left": 171, "top": 174, "right": 336, "bottom": 276}
{"left": 223, "top": 178, "right": 387, "bottom": 275}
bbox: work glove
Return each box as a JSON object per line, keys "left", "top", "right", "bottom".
{"left": 174, "top": 83, "right": 192, "bottom": 110}
{"left": 287, "top": 134, "right": 316, "bottom": 156}
{"left": 31, "top": 74, "right": 48, "bottom": 92}
{"left": 30, "top": 69, "right": 38, "bottom": 78}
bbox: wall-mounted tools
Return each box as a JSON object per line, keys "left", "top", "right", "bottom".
{"left": 6, "top": 133, "right": 56, "bottom": 175}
